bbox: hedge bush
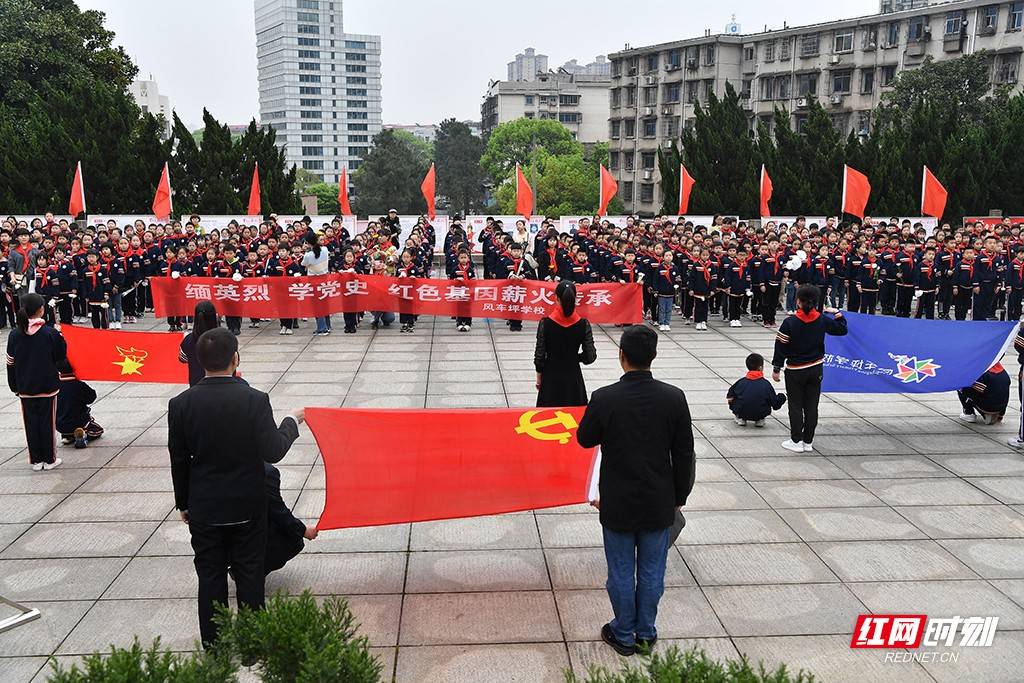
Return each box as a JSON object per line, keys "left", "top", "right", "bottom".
{"left": 563, "top": 645, "right": 815, "bottom": 683}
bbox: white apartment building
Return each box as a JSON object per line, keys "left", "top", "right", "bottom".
{"left": 481, "top": 71, "right": 611, "bottom": 143}
{"left": 609, "top": 0, "right": 1024, "bottom": 214}
{"left": 129, "top": 78, "right": 172, "bottom": 139}
{"left": 254, "top": 0, "right": 382, "bottom": 183}
{"left": 508, "top": 48, "right": 549, "bottom": 81}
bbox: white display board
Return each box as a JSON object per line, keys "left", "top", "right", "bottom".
{"left": 760, "top": 216, "right": 834, "bottom": 227}
{"left": 277, "top": 215, "right": 357, "bottom": 236}
{"left": 86, "top": 215, "right": 161, "bottom": 229}
{"left": 560, "top": 216, "right": 630, "bottom": 233}
{"left": 865, "top": 216, "right": 939, "bottom": 235}
{"left": 4, "top": 215, "right": 74, "bottom": 225}
{"left": 674, "top": 215, "right": 741, "bottom": 228}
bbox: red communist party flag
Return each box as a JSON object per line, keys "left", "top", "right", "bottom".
{"left": 515, "top": 163, "right": 533, "bottom": 221}
{"left": 337, "top": 167, "right": 352, "bottom": 215}
{"left": 842, "top": 164, "right": 871, "bottom": 220}
{"left": 61, "top": 325, "right": 187, "bottom": 383}
{"left": 921, "top": 165, "right": 948, "bottom": 219}
{"left": 307, "top": 406, "right": 598, "bottom": 529}
{"left": 678, "top": 164, "right": 695, "bottom": 214}
{"left": 421, "top": 163, "right": 436, "bottom": 220}
{"left": 247, "top": 162, "right": 261, "bottom": 216}
{"left": 68, "top": 161, "right": 86, "bottom": 217}
{"left": 152, "top": 162, "right": 173, "bottom": 221}
{"left": 598, "top": 164, "right": 618, "bottom": 216}
{"left": 759, "top": 164, "right": 773, "bottom": 218}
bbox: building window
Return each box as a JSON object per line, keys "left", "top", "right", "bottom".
{"left": 1011, "top": 3, "right": 1023, "bottom": 31}
{"left": 640, "top": 184, "right": 654, "bottom": 202}
{"left": 800, "top": 34, "right": 819, "bottom": 57}
{"left": 980, "top": 5, "right": 998, "bottom": 31}
{"left": 299, "top": 98, "right": 321, "bottom": 107}
{"left": 624, "top": 119, "right": 636, "bottom": 138}
{"left": 664, "top": 116, "right": 680, "bottom": 137}
{"left": 349, "top": 159, "right": 361, "bottom": 170}
{"left": 643, "top": 87, "right": 657, "bottom": 105}
{"left": 704, "top": 44, "right": 716, "bottom": 65}
{"left": 298, "top": 49, "right": 320, "bottom": 59}
{"left": 296, "top": 11, "right": 319, "bottom": 22}
{"left": 667, "top": 49, "right": 681, "bottom": 69}
{"left": 610, "top": 89, "right": 620, "bottom": 107}
{"left": 300, "top": 134, "right": 323, "bottom": 142}
{"left": 559, "top": 94, "right": 580, "bottom": 106}
{"left": 344, "top": 40, "right": 366, "bottom": 49}
{"left": 626, "top": 87, "right": 636, "bottom": 106}
{"left": 610, "top": 120, "right": 621, "bottom": 138}
{"left": 829, "top": 113, "right": 849, "bottom": 135}
{"left": 349, "top": 146, "right": 368, "bottom": 156}
{"left": 624, "top": 154, "right": 634, "bottom": 171}
{"left": 349, "top": 123, "right": 368, "bottom": 131}
{"left": 704, "top": 79, "right": 714, "bottom": 98}
{"left": 297, "top": 0, "right": 319, "bottom": 7}
{"left": 641, "top": 152, "right": 655, "bottom": 169}
{"left": 856, "top": 111, "right": 871, "bottom": 135}
{"left": 300, "top": 110, "right": 322, "bottom": 118}
{"left": 298, "top": 62, "right": 320, "bottom": 71}
{"left": 301, "top": 160, "right": 324, "bottom": 170}
{"left": 347, "top": 76, "right": 367, "bottom": 84}
{"left": 347, "top": 111, "right": 368, "bottom": 119}
{"left": 611, "top": 59, "right": 622, "bottom": 76}
{"left": 346, "top": 65, "right": 367, "bottom": 72}
{"left": 300, "top": 122, "right": 322, "bottom": 130}
{"left": 665, "top": 82, "right": 681, "bottom": 102}
{"left": 297, "top": 24, "right": 319, "bottom": 34}
{"left": 348, "top": 100, "right": 367, "bottom": 107}
{"left": 740, "top": 79, "right": 752, "bottom": 98}
{"left": 945, "top": 11, "right": 964, "bottom": 35}
{"left": 763, "top": 40, "right": 776, "bottom": 61}
{"left": 996, "top": 53, "right": 1020, "bottom": 82}
{"left": 609, "top": 151, "right": 619, "bottom": 169}
{"left": 301, "top": 146, "right": 323, "bottom": 156}
{"left": 346, "top": 52, "right": 367, "bottom": 61}
{"left": 779, "top": 38, "right": 791, "bottom": 60}
{"left": 299, "top": 74, "right": 321, "bottom": 82}
{"left": 297, "top": 37, "right": 320, "bottom": 46}
{"left": 645, "top": 54, "right": 659, "bottom": 72}
{"left": 777, "top": 75, "right": 791, "bottom": 99}
{"left": 863, "top": 25, "right": 878, "bottom": 49}
{"left": 525, "top": 95, "right": 534, "bottom": 105}
{"left": 886, "top": 21, "right": 901, "bottom": 46}
{"left": 881, "top": 64, "right": 898, "bottom": 86}
{"left": 833, "top": 30, "right": 853, "bottom": 53}
{"left": 558, "top": 112, "right": 581, "bottom": 123}
{"left": 796, "top": 73, "right": 817, "bottom": 96}
{"left": 861, "top": 68, "right": 875, "bottom": 93}
{"left": 349, "top": 134, "right": 368, "bottom": 142}
{"left": 622, "top": 181, "right": 633, "bottom": 201}
{"left": 299, "top": 86, "right": 321, "bottom": 94}
{"left": 686, "top": 80, "right": 699, "bottom": 104}
{"left": 760, "top": 77, "right": 774, "bottom": 100}
{"left": 743, "top": 45, "right": 755, "bottom": 61}
{"left": 832, "top": 70, "right": 852, "bottom": 93}
{"left": 642, "top": 119, "right": 657, "bottom": 137}
{"left": 264, "top": 110, "right": 285, "bottom": 119}
{"left": 347, "top": 88, "right": 367, "bottom": 96}
{"left": 795, "top": 114, "right": 809, "bottom": 134}
{"left": 908, "top": 17, "right": 926, "bottom": 41}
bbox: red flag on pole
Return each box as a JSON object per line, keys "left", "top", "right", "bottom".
{"left": 152, "top": 162, "right": 173, "bottom": 221}
{"left": 678, "top": 164, "right": 695, "bottom": 214}
{"left": 306, "top": 406, "right": 597, "bottom": 529}
{"left": 921, "top": 165, "right": 948, "bottom": 219}
{"left": 421, "top": 163, "right": 436, "bottom": 220}
{"left": 515, "top": 163, "right": 533, "bottom": 221}
{"left": 62, "top": 325, "right": 187, "bottom": 384}
{"left": 841, "top": 164, "right": 871, "bottom": 220}
{"left": 337, "top": 167, "right": 352, "bottom": 215}
{"left": 246, "top": 162, "right": 261, "bottom": 217}
{"left": 759, "top": 164, "right": 773, "bottom": 218}
{"left": 598, "top": 164, "right": 618, "bottom": 216}
{"left": 68, "top": 161, "right": 86, "bottom": 217}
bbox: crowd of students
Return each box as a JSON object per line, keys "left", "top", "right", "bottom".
{"left": 3, "top": 212, "right": 1024, "bottom": 339}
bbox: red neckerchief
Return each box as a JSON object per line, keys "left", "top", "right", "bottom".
{"left": 548, "top": 307, "right": 581, "bottom": 327}
{"left": 816, "top": 259, "right": 827, "bottom": 277}
{"left": 86, "top": 264, "right": 103, "bottom": 287}
{"left": 966, "top": 259, "right": 975, "bottom": 279}
{"left": 511, "top": 257, "right": 522, "bottom": 274}
{"left": 546, "top": 248, "right": 558, "bottom": 274}
{"left": 116, "top": 247, "right": 132, "bottom": 271}
{"left": 39, "top": 265, "right": 54, "bottom": 289}
{"left": 457, "top": 263, "right": 471, "bottom": 280}
{"left": 699, "top": 260, "right": 711, "bottom": 285}
{"left": 772, "top": 253, "right": 782, "bottom": 275}
{"left": 745, "top": 370, "right": 764, "bottom": 380}
{"left": 278, "top": 257, "right": 293, "bottom": 272}
{"left": 991, "top": 363, "right": 1005, "bottom": 374}
{"left": 736, "top": 259, "right": 747, "bottom": 280}
{"left": 660, "top": 263, "right": 674, "bottom": 284}
{"left": 623, "top": 262, "right": 636, "bottom": 282}
{"left": 205, "top": 261, "right": 217, "bottom": 277}
{"left": 795, "top": 308, "right": 821, "bottom": 323}
{"left": 15, "top": 244, "right": 32, "bottom": 272}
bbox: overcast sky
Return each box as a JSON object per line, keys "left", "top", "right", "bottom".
{"left": 78, "top": 0, "right": 876, "bottom": 130}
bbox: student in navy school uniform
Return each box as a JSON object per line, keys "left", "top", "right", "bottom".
{"left": 688, "top": 248, "right": 716, "bottom": 332}
{"left": 652, "top": 249, "right": 681, "bottom": 332}
{"left": 725, "top": 251, "right": 751, "bottom": 328}
{"left": 808, "top": 245, "right": 831, "bottom": 312}
{"left": 447, "top": 248, "right": 476, "bottom": 332}
{"left": 100, "top": 242, "right": 125, "bottom": 330}
{"left": 52, "top": 246, "right": 77, "bottom": 326}
{"left": 500, "top": 241, "right": 537, "bottom": 333}
{"left": 913, "top": 247, "right": 939, "bottom": 319}
{"left": 241, "top": 250, "right": 264, "bottom": 330}
{"left": 80, "top": 250, "right": 111, "bottom": 329}
{"left": 32, "top": 252, "right": 61, "bottom": 326}
{"left": 957, "top": 362, "right": 1011, "bottom": 426}
{"left": 974, "top": 238, "right": 1001, "bottom": 321}
{"left": 396, "top": 248, "right": 423, "bottom": 333}
{"left": 894, "top": 242, "right": 918, "bottom": 318}
{"left": 856, "top": 245, "right": 882, "bottom": 314}
{"left": 727, "top": 353, "right": 786, "bottom": 426}
{"left": 56, "top": 357, "right": 104, "bottom": 448}
{"left": 1005, "top": 247, "right": 1024, "bottom": 322}
{"left": 952, "top": 246, "right": 976, "bottom": 321}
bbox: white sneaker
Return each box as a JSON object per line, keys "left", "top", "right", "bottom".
{"left": 781, "top": 440, "right": 805, "bottom": 453}
{"left": 279, "top": 327, "right": 288, "bottom": 335}
{"left": 754, "top": 419, "right": 765, "bottom": 427}
{"left": 733, "top": 416, "right": 747, "bottom": 426}
{"left": 1007, "top": 437, "right": 1024, "bottom": 449}
{"left": 664, "top": 325, "right": 671, "bottom": 331}
{"left": 958, "top": 412, "right": 977, "bottom": 423}
{"left": 42, "top": 458, "right": 63, "bottom": 471}
{"left": 31, "top": 462, "right": 44, "bottom": 472}
{"left": 734, "top": 320, "right": 742, "bottom": 328}
{"left": 285, "top": 328, "right": 293, "bottom": 335}
{"left": 804, "top": 442, "right": 814, "bottom": 452}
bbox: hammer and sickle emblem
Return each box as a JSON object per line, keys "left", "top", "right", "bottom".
{"left": 514, "top": 410, "right": 579, "bottom": 445}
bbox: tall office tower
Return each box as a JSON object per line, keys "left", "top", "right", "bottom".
{"left": 255, "top": 0, "right": 382, "bottom": 183}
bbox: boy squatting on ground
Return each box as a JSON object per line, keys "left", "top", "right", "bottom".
{"left": 726, "top": 353, "right": 787, "bottom": 427}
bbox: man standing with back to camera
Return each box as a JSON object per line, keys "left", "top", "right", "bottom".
{"left": 577, "top": 325, "right": 696, "bottom": 656}
{"left": 168, "top": 327, "right": 304, "bottom": 647}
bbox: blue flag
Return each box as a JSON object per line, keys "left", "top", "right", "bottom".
{"left": 821, "top": 312, "right": 1019, "bottom": 393}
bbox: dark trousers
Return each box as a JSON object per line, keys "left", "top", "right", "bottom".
{"left": 762, "top": 284, "right": 780, "bottom": 324}
{"left": 915, "top": 291, "right": 936, "bottom": 319}
{"left": 895, "top": 285, "right": 914, "bottom": 317}
{"left": 189, "top": 517, "right": 267, "bottom": 647}
{"left": 880, "top": 280, "right": 896, "bottom": 314}
{"left": 1009, "top": 288, "right": 1024, "bottom": 321}
{"left": 20, "top": 396, "right": 56, "bottom": 465}
{"left": 847, "top": 279, "right": 860, "bottom": 313}
{"left": 784, "top": 364, "right": 823, "bottom": 444}
{"left": 938, "top": 280, "right": 953, "bottom": 317}
{"left": 343, "top": 312, "right": 359, "bottom": 331}
{"left": 958, "top": 387, "right": 1007, "bottom": 424}
{"left": 693, "top": 297, "right": 708, "bottom": 324}
{"left": 973, "top": 283, "right": 995, "bottom": 321}
{"left": 122, "top": 287, "right": 137, "bottom": 318}
{"left": 399, "top": 313, "right": 417, "bottom": 325}
{"left": 89, "top": 303, "right": 108, "bottom": 329}
{"left": 56, "top": 296, "right": 73, "bottom": 325}
{"left": 728, "top": 294, "right": 743, "bottom": 321}
{"left": 225, "top": 316, "right": 242, "bottom": 334}
{"left": 859, "top": 289, "right": 878, "bottom": 314}
{"left": 954, "top": 289, "right": 972, "bottom": 320}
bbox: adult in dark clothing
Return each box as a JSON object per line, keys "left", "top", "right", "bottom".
{"left": 6, "top": 293, "right": 67, "bottom": 470}
{"left": 771, "top": 284, "right": 848, "bottom": 453}
{"left": 264, "top": 462, "right": 318, "bottom": 574}
{"left": 168, "top": 327, "right": 303, "bottom": 647}
{"left": 576, "top": 325, "right": 695, "bottom": 657}
{"left": 178, "top": 301, "right": 221, "bottom": 387}
{"left": 534, "top": 280, "right": 597, "bottom": 406}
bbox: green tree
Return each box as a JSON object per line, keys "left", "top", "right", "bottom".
{"left": 657, "top": 140, "right": 683, "bottom": 215}
{"left": 434, "top": 118, "right": 486, "bottom": 215}
{"left": 167, "top": 112, "right": 200, "bottom": 214}
{"left": 492, "top": 143, "right": 624, "bottom": 216}
{"left": 884, "top": 51, "right": 1007, "bottom": 125}
{"left": 305, "top": 182, "right": 341, "bottom": 215}
{"left": 234, "top": 119, "right": 302, "bottom": 215}
{"left": 194, "top": 109, "right": 241, "bottom": 213}
{"left": 351, "top": 128, "right": 432, "bottom": 215}
{"left": 480, "top": 118, "right": 581, "bottom": 184}
{"left": 294, "top": 167, "right": 323, "bottom": 194}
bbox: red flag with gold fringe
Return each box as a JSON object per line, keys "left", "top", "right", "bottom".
{"left": 61, "top": 325, "right": 187, "bottom": 383}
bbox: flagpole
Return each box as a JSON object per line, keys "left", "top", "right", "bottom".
{"left": 78, "top": 161, "right": 86, "bottom": 215}
{"left": 920, "top": 165, "right": 926, "bottom": 216}
{"left": 840, "top": 165, "right": 847, "bottom": 219}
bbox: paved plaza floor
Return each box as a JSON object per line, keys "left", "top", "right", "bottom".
{"left": 1, "top": 314, "right": 1023, "bottom": 682}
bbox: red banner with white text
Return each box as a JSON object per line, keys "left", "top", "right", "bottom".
{"left": 151, "top": 274, "right": 642, "bottom": 323}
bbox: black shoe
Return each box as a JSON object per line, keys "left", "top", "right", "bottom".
{"left": 635, "top": 635, "right": 658, "bottom": 652}
{"left": 370, "top": 321, "right": 380, "bottom": 330}
{"left": 601, "top": 623, "right": 635, "bottom": 657}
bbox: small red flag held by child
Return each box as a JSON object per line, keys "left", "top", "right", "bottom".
{"left": 306, "top": 406, "right": 598, "bottom": 529}
{"left": 61, "top": 325, "right": 187, "bottom": 384}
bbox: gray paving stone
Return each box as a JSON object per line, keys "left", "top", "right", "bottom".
{"left": 103, "top": 555, "right": 197, "bottom": 599}
{"left": 535, "top": 514, "right": 603, "bottom": 548}
{"left": 826, "top": 455, "right": 953, "bottom": 479}
{"left": 938, "top": 539, "right": 1024, "bottom": 579}
{"left": 991, "top": 579, "right": 1024, "bottom": 608}
{"left": 405, "top": 549, "right": 550, "bottom": 593}
{"left": 0, "top": 494, "right": 66, "bottom": 524}
{"left": 895, "top": 505, "right": 1024, "bottom": 539}
{"left": 565, "top": 638, "right": 739, "bottom": 678}
{"left": 849, "top": 580, "right": 1024, "bottom": 629}
{"left": 57, "top": 598, "right": 198, "bottom": 654}
{"left": 395, "top": 643, "right": 570, "bottom": 683}
{"left": 689, "top": 459, "right": 742, "bottom": 481}
{"left": 703, "top": 583, "right": 866, "bottom": 636}
{"left": 776, "top": 507, "right": 927, "bottom": 542}
{"left": 0, "top": 468, "right": 97, "bottom": 495}
{"left": 0, "top": 657, "right": 47, "bottom": 683}
{"left": 399, "top": 592, "right": 562, "bottom": 645}
{"left": 411, "top": 514, "right": 541, "bottom": 551}
{"left": 927, "top": 453, "right": 1024, "bottom": 477}
{"left": 751, "top": 480, "right": 882, "bottom": 508}
{"left": 2, "top": 521, "right": 158, "bottom": 559}
{"left": 727, "top": 456, "right": 847, "bottom": 481}
{"left": 555, "top": 587, "right": 726, "bottom": 640}
{"left": 0, "top": 558, "right": 128, "bottom": 601}
{"left": 346, "top": 594, "right": 402, "bottom": 647}
{"left": 811, "top": 434, "right": 915, "bottom": 456}
{"left": 264, "top": 552, "right": 406, "bottom": 595}
{"left": 859, "top": 478, "right": 1000, "bottom": 506}
{"left": 683, "top": 542, "right": 839, "bottom": 586}
{"left": 916, "top": 630, "right": 1024, "bottom": 683}
{"left": 40, "top": 492, "right": 173, "bottom": 523}
{"left": 966, "top": 476, "right": 1024, "bottom": 504}
{"left": 681, "top": 482, "right": 769, "bottom": 510}
{"left": 0, "top": 600, "right": 92, "bottom": 657}
{"left": 136, "top": 519, "right": 193, "bottom": 556}
{"left": 0, "top": 523, "right": 29, "bottom": 552}
{"left": 675, "top": 509, "right": 801, "bottom": 544}
{"left": 77, "top": 468, "right": 173, "bottom": 493}
{"left": 734, "top": 634, "right": 932, "bottom": 683}
{"left": 302, "top": 523, "right": 409, "bottom": 553}
{"left": 902, "top": 433, "right": 1011, "bottom": 454}
{"left": 544, "top": 547, "right": 695, "bottom": 590}
{"left": 813, "top": 540, "right": 978, "bottom": 582}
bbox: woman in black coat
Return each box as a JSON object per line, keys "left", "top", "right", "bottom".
{"left": 534, "top": 281, "right": 597, "bottom": 406}
{"left": 178, "top": 300, "right": 221, "bottom": 386}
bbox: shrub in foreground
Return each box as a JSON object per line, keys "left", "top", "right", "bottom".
{"left": 564, "top": 645, "right": 815, "bottom": 683}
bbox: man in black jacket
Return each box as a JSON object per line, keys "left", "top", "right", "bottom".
{"left": 576, "top": 325, "right": 696, "bottom": 657}
{"left": 264, "top": 462, "right": 317, "bottom": 574}
{"left": 168, "top": 327, "right": 303, "bottom": 647}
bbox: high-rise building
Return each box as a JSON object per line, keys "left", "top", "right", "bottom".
{"left": 507, "top": 47, "right": 549, "bottom": 81}
{"left": 129, "top": 77, "right": 172, "bottom": 139}
{"left": 254, "top": 0, "right": 382, "bottom": 183}
{"left": 560, "top": 55, "right": 611, "bottom": 77}
{"left": 482, "top": 71, "right": 611, "bottom": 143}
